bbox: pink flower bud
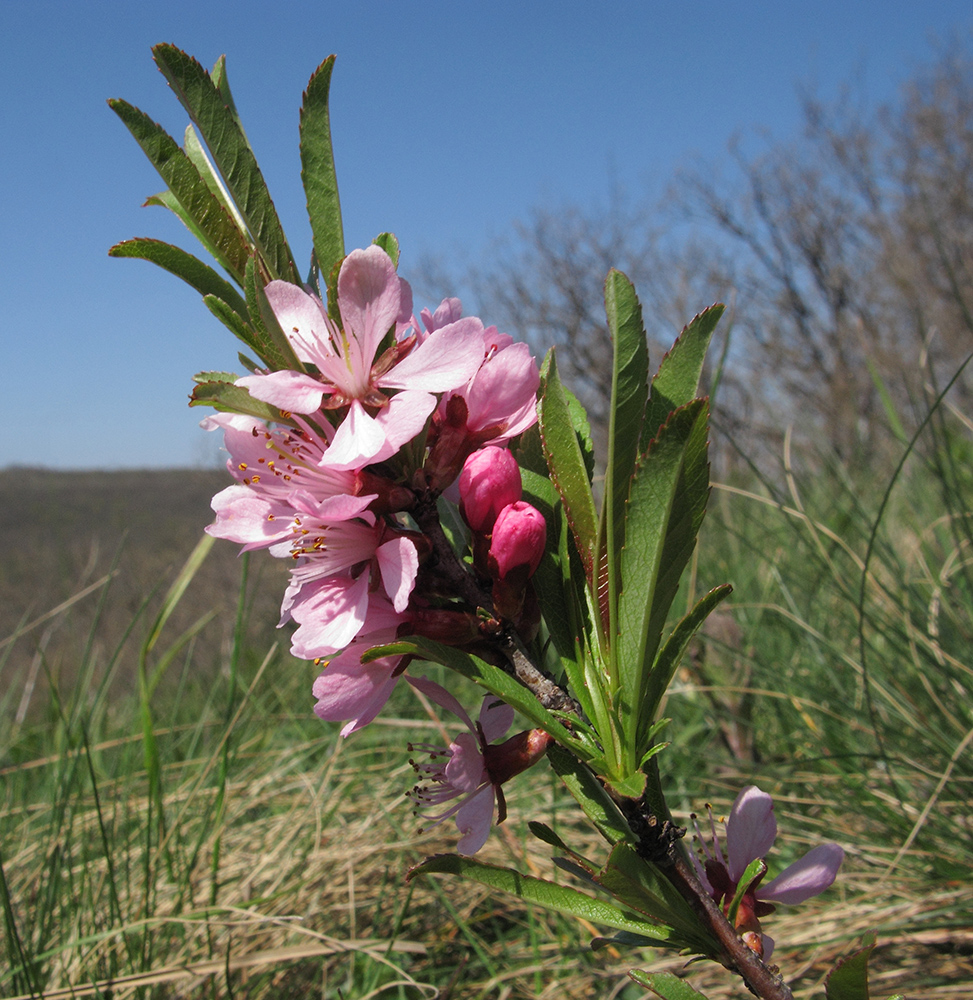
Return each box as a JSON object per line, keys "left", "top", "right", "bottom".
{"left": 489, "top": 501, "right": 546, "bottom": 580}
{"left": 459, "top": 446, "right": 523, "bottom": 533}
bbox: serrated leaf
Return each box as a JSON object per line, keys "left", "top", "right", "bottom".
{"left": 151, "top": 43, "right": 299, "bottom": 282}
{"left": 546, "top": 744, "right": 633, "bottom": 845}
{"left": 109, "top": 239, "right": 249, "bottom": 318}
{"left": 640, "top": 583, "right": 732, "bottom": 730}
{"left": 108, "top": 99, "right": 252, "bottom": 280}
{"left": 601, "top": 270, "right": 649, "bottom": 671}
{"left": 629, "top": 970, "right": 713, "bottom": 999}
{"left": 409, "top": 854, "right": 682, "bottom": 945}
{"left": 538, "top": 350, "right": 599, "bottom": 588}
{"left": 616, "top": 400, "right": 710, "bottom": 759}
{"left": 595, "top": 843, "right": 715, "bottom": 952}
{"left": 189, "top": 377, "right": 291, "bottom": 422}
{"left": 643, "top": 304, "right": 723, "bottom": 448}
{"left": 202, "top": 294, "right": 261, "bottom": 354}
{"left": 301, "top": 56, "right": 345, "bottom": 282}
{"left": 825, "top": 934, "right": 877, "bottom": 1000}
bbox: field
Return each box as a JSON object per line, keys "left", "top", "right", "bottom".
{"left": 1, "top": 454, "right": 971, "bottom": 999}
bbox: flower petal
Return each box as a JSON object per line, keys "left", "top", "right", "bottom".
{"left": 376, "top": 536, "right": 418, "bottom": 613}
{"left": 337, "top": 245, "right": 405, "bottom": 376}
{"left": 236, "top": 370, "right": 329, "bottom": 413}
{"left": 478, "top": 696, "right": 515, "bottom": 744}
{"left": 288, "top": 574, "right": 371, "bottom": 658}
{"left": 455, "top": 784, "right": 496, "bottom": 855}
{"left": 444, "top": 732, "right": 487, "bottom": 792}
{"left": 319, "top": 399, "right": 388, "bottom": 470}
{"left": 726, "top": 786, "right": 777, "bottom": 882}
{"left": 381, "top": 318, "right": 485, "bottom": 392}
{"left": 312, "top": 654, "right": 401, "bottom": 736}
{"left": 757, "top": 843, "right": 844, "bottom": 905}
{"left": 406, "top": 675, "right": 476, "bottom": 734}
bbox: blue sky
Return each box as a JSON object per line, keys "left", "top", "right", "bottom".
{"left": 2, "top": 1, "right": 970, "bottom": 469}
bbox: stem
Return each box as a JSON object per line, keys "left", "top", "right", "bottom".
{"left": 620, "top": 797, "right": 795, "bottom": 1000}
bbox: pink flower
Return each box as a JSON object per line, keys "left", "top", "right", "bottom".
{"left": 236, "top": 246, "right": 484, "bottom": 470}
{"left": 308, "top": 594, "right": 412, "bottom": 735}
{"left": 489, "top": 501, "right": 546, "bottom": 580}
{"left": 405, "top": 676, "right": 551, "bottom": 854}
{"left": 691, "top": 786, "right": 844, "bottom": 959}
{"left": 459, "top": 446, "right": 523, "bottom": 533}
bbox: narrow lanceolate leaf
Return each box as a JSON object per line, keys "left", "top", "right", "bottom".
{"left": 538, "top": 350, "right": 599, "bottom": 587}
{"left": 601, "top": 269, "right": 650, "bottom": 671}
{"left": 408, "top": 855, "right": 683, "bottom": 945}
{"left": 640, "top": 583, "right": 732, "bottom": 736}
{"left": 189, "top": 373, "right": 293, "bottom": 423}
{"left": 151, "top": 44, "right": 299, "bottom": 283}
{"left": 107, "top": 99, "right": 252, "bottom": 280}
{"left": 595, "top": 843, "right": 715, "bottom": 952}
{"left": 628, "top": 970, "right": 713, "bottom": 999}
{"left": 202, "top": 294, "right": 261, "bottom": 354}
{"left": 363, "top": 637, "right": 581, "bottom": 752}
{"left": 243, "top": 257, "right": 304, "bottom": 372}
{"left": 616, "top": 400, "right": 710, "bottom": 760}
{"left": 825, "top": 933, "right": 878, "bottom": 1000}
{"left": 109, "top": 239, "right": 248, "bottom": 319}
{"left": 546, "top": 745, "right": 634, "bottom": 846}
{"left": 643, "top": 304, "right": 723, "bottom": 449}
{"left": 301, "top": 56, "right": 345, "bottom": 281}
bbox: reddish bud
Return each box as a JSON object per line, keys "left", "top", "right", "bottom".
{"left": 488, "top": 501, "right": 546, "bottom": 580}
{"left": 459, "top": 446, "right": 523, "bottom": 533}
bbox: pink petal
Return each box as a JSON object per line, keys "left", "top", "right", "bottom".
{"left": 455, "top": 784, "right": 496, "bottom": 855}
{"left": 464, "top": 342, "right": 539, "bottom": 433}
{"left": 337, "top": 246, "right": 405, "bottom": 375}
{"left": 382, "top": 317, "right": 485, "bottom": 392}
{"left": 726, "top": 786, "right": 777, "bottom": 883}
{"left": 376, "top": 536, "right": 419, "bottom": 613}
{"left": 444, "top": 732, "right": 487, "bottom": 792}
{"left": 236, "top": 370, "right": 329, "bottom": 414}
{"left": 406, "top": 676, "right": 476, "bottom": 733}
{"left": 312, "top": 654, "right": 401, "bottom": 736}
{"left": 264, "top": 280, "right": 334, "bottom": 365}
{"left": 478, "top": 696, "right": 514, "bottom": 743}
{"left": 758, "top": 843, "right": 844, "bottom": 905}
{"left": 288, "top": 574, "right": 371, "bottom": 658}
{"left": 319, "top": 399, "right": 388, "bottom": 470}
{"left": 367, "top": 391, "right": 437, "bottom": 465}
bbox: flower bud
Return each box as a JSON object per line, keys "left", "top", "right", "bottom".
{"left": 459, "top": 446, "right": 523, "bottom": 533}
{"left": 488, "top": 501, "right": 546, "bottom": 580}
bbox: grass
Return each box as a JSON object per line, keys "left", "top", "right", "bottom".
{"left": 1, "top": 404, "right": 972, "bottom": 998}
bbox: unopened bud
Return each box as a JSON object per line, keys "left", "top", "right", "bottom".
{"left": 488, "top": 501, "right": 546, "bottom": 580}
{"left": 459, "top": 446, "right": 522, "bottom": 533}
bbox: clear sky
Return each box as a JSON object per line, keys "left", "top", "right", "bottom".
{"left": 2, "top": 1, "right": 970, "bottom": 470}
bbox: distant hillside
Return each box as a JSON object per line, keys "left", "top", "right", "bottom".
{"left": 0, "top": 467, "right": 289, "bottom": 713}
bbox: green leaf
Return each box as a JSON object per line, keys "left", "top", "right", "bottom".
{"left": 616, "top": 400, "right": 710, "bottom": 757}
{"left": 151, "top": 44, "right": 299, "bottom": 282}
{"left": 363, "top": 637, "right": 582, "bottom": 752}
{"left": 108, "top": 99, "right": 252, "bottom": 280}
{"left": 595, "top": 843, "right": 715, "bottom": 952}
{"left": 202, "top": 293, "right": 261, "bottom": 354}
{"left": 408, "top": 854, "right": 683, "bottom": 945}
{"left": 301, "top": 56, "right": 345, "bottom": 282}
{"left": 109, "top": 239, "right": 249, "bottom": 319}
{"left": 189, "top": 374, "right": 293, "bottom": 422}
{"left": 372, "top": 232, "right": 399, "bottom": 267}
{"left": 538, "top": 350, "right": 599, "bottom": 588}
{"left": 629, "top": 970, "right": 713, "bottom": 999}
{"left": 643, "top": 304, "right": 723, "bottom": 449}
{"left": 641, "top": 584, "right": 732, "bottom": 725}
{"left": 600, "top": 270, "right": 649, "bottom": 668}
{"left": 546, "top": 744, "right": 634, "bottom": 845}
{"left": 825, "top": 933, "right": 878, "bottom": 1000}
{"left": 726, "top": 857, "right": 765, "bottom": 928}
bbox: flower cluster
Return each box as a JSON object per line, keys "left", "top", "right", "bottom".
{"left": 204, "top": 244, "right": 541, "bottom": 736}
{"left": 691, "top": 786, "right": 845, "bottom": 958}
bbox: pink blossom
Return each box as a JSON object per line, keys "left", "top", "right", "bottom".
{"left": 405, "top": 677, "right": 552, "bottom": 854}
{"left": 691, "top": 786, "right": 844, "bottom": 959}
{"left": 489, "top": 501, "right": 546, "bottom": 580}
{"left": 236, "top": 246, "right": 484, "bottom": 469}
{"left": 459, "top": 446, "right": 523, "bottom": 533}
{"left": 309, "top": 594, "right": 411, "bottom": 735}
